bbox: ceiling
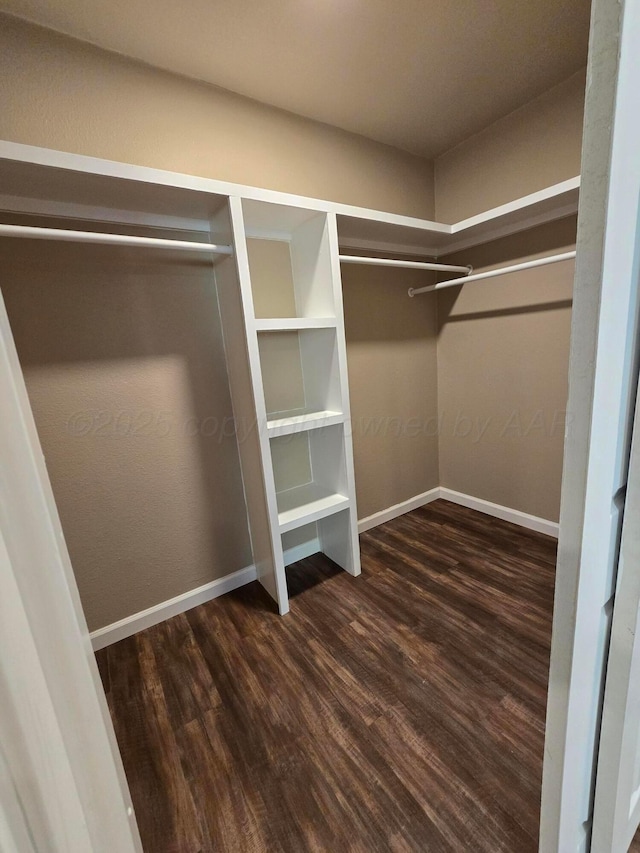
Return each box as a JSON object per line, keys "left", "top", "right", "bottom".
{"left": 1, "top": 0, "right": 591, "bottom": 158}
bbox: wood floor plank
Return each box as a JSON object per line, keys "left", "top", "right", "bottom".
{"left": 95, "top": 646, "right": 110, "bottom": 695}
{"left": 145, "top": 614, "right": 221, "bottom": 725}
{"left": 176, "top": 709, "right": 271, "bottom": 852}
{"left": 97, "top": 499, "right": 556, "bottom": 851}
{"left": 106, "top": 635, "right": 205, "bottom": 851}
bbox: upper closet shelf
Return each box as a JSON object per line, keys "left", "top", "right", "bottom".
{"left": 445, "top": 177, "right": 580, "bottom": 254}
{"left": 336, "top": 177, "right": 580, "bottom": 258}
{"left": 0, "top": 152, "right": 229, "bottom": 234}
{"left": 0, "top": 142, "right": 579, "bottom": 260}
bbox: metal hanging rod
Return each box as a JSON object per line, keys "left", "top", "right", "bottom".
{"left": 408, "top": 250, "right": 577, "bottom": 297}
{"left": 339, "top": 254, "right": 472, "bottom": 274}
{"left": 0, "top": 223, "right": 233, "bottom": 255}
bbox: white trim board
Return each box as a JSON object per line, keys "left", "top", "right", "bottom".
{"left": 358, "top": 486, "right": 559, "bottom": 538}
{"left": 358, "top": 488, "right": 440, "bottom": 533}
{"left": 90, "top": 538, "right": 322, "bottom": 650}
{"left": 438, "top": 488, "right": 559, "bottom": 538}
{"left": 91, "top": 490, "right": 557, "bottom": 649}
{"left": 90, "top": 564, "right": 257, "bottom": 651}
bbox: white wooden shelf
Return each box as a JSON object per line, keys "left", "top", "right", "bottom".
{"left": 254, "top": 317, "right": 337, "bottom": 331}
{"left": 0, "top": 143, "right": 579, "bottom": 262}
{"left": 233, "top": 197, "right": 360, "bottom": 612}
{"left": 267, "top": 409, "right": 344, "bottom": 437}
{"left": 444, "top": 177, "right": 581, "bottom": 255}
{"left": 336, "top": 177, "right": 580, "bottom": 257}
{"left": 276, "top": 483, "right": 350, "bottom": 533}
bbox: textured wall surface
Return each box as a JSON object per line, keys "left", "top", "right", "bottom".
{"left": 437, "top": 218, "right": 577, "bottom": 521}
{"left": 1, "top": 236, "right": 252, "bottom": 630}
{"left": 435, "top": 71, "right": 585, "bottom": 222}
{"left": 0, "top": 15, "right": 435, "bottom": 218}
{"left": 342, "top": 262, "right": 440, "bottom": 519}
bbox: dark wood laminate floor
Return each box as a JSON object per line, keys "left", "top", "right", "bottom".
{"left": 96, "top": 499, "right": 556, "bottom": 852}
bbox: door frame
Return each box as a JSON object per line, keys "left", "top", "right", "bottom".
{"left": 540, "top": 0, "right": 640, "bottom": 850}
{"left": 590, "top": 347, "right": 640, "bottom": 852}
{"left": 0, "top": 289, "right": 142, "bottom": 852}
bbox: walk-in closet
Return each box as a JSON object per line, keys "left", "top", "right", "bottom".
{"left": 0, "top": 145, "right": 579, "bottom": 852}
{"left": 3, "top": 2, "right": 640, "bottom": 852}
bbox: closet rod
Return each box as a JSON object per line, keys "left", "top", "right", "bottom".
{"left": 339, "top": 254, "right": 472, "bottom": 274}
{"left": 408, "top": 250, "right": 577, "bottom": 297}
{"left": 0, "top": 223, "right": 233, "bottom": 255}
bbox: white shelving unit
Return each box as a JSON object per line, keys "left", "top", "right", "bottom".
{"left": 0, "top": 141, "right": 581, "bottom": 618}
{"left": 217, "top": 197, "right": 360, "bottom": 615}
{"left": 270, "top": 423, "right": 352, "bottom": 530}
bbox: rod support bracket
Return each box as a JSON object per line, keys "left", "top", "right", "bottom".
{"left": 408, "top": 288, "right": 415, "bottom": 298}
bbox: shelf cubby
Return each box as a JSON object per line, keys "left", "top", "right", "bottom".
{"left": 243, "top": 199, "right": 337, "bottom": 320}
{"left": 282, "top": 521, "right": 321, "bottom": 565}
{"left": 257, "top": 327, "right": 343, "bottom": 425}
{"left": 277, "top": 486, "right": 350, "bottom": 533}
{"left": 270, "top": 426, "right": 351, "bottom": 534}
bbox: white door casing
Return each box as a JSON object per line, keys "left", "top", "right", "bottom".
{"left": 592, "top": 359, "right": 640, "bottom": 852}
{"left": 0, "top": 288, "right": 142, "bottom": 852}
{"left": 540, "top": 0, "right": 640, "bottom": 850}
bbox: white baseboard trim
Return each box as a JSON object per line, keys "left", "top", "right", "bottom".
{"left": 357, "top": 486, "right": 559, "bottom": 539}
{"left": 90, "top": 540, "right": 326, "bottom": 650}
{"left": 358, "top": 487, "right": 440, "bottom": 533}
{"left": 90, "top": 563, "right": 258, "bottom": 651}
{"left": 283, "top": 537, "right": 321, "bottom": 566}
{"left": 92, "top": 490, "right": 557, "bottom": 649}
{"left": 438, "top": 488, "right": 559, "bottom": 538}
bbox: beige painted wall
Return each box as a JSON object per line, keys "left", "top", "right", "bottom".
{"left": 433, "top": 71, "right": 585, "bottom": 523}
{"left": 342, "top": 263, "right": 440, "bottom": 519}
{"left": 434, "top": 71, "right": 586, "bottom": 222}
{"left": 1, "top": 230, "right": 252, "bottom": 630}
{"left": 437, "top": 218, "right": 577, "bottom": 521}
{"left": 0, "top": 14, "right": 435, "bottom": 219}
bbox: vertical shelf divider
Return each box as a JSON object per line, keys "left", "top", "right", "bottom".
{"left": 213, "top": 197, "right": 289, "bottom": 615}
{"left": 324, "top": 211, "right": 361, "bottom": 577}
